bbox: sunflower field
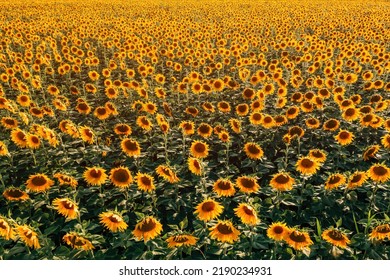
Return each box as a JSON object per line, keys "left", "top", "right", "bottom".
{"left": 0, "top": 0, "right": 389, "bottom": 260}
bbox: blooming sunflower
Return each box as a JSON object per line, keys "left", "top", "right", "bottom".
{"left": 0, "top": 141, "right": 8, "bottom": 156}
{"left": 213, "top": 178, "right": 236, "bottom": 197}
{"left": 267, "top": 222, "right": 289, "bottom": 241}
{"left": 3, "top": 187, "right": 29, "bottom": 201}
{"left": 83, "top": 167, "right": 108, "bottom": 186}
{"left": 93, "top": 106, "right": 110, "bottom": 120}
{"left": 26, "top": 134, "right": 40, "bottom": 149}
{"left": 156, "top": 165, "right": 179, "bottom": 183}
{"left": 26, "top": 173, "right": 54, "bottom": 192}
{"left": 342, "top": 107, "right": 360, "bottom": 122}
{"left": 217, "top": 101, "right": 231, "bottom": 113}
{"left": 10, "top": 128, "right": 28, "bottom": 148}
{"left": 79, "top": 126, "right": 95, "bottom": 144}
{"left": 381, "top": 134, "right": 390, "bottom": 149}
{"left": 136, "top": 172, "right": 155, "bottom": 193}
{"left": 0, "top": 217, "right": 15, "bottom": 240}
{"left": 133, "top": 216, "right": 163, "bottom": 241}
{"left": 322, "top": 228, "right": 350, "bottom": 248}
{"left": 209, "top": 220, "right": 240, "bottom": 243}
{"left": 166, "top": 234, "right": 198, "bottom": 248}
{"left": 369, "top": 224, "right": 390, "bottom": 241}
{"left": 1, "top": 117, "right": 18, "bottom": 129}
{"left": 236, "top": 176, "right": 259, "bottom": 193}
{"left": 197, "top": 123, "right": 213, "bottom": 138}
{"left": 63, "top": 232, "right": 94, "bottom": 250}
{"left": 136, "top": 116, "right": 153, "bottom": 131}
{"left": 296, "top": 156, "right": 320, "bottom": 176}
{"left": 325, "top": 173, "right": 346, "bottom": 190}
{"left": 305, "top": 117, "right": 321, "bottom": 129}
{"left": 229, "top": 118, "right": 241, "bottom": 134}
{"left": 367, "top": 163, "right": 390, "bottom": 183}
{"left": 109, "top": 166, "right": 133, "bottom": 189}
{"left": 99, "top": 211, "right": 128, "bottom": 232}
{"left": 236, "top": 103, "right": 250, "bottom": 116}
{"left": 284, "top": 228, "right": 313, "bottom": 251}
{"left": 190, "top": 140, "right": 209, "bottom": 158}
{"left": 16, "top": 225, "right": 40, "bottom": 249}
{"left": 53, "top": 173, "right": 78, "bottom": 188}
{"left": 188, "top": 157, "right": 202, "bottom": 176}
{"left": 249, "top": 112, "right": 263, "bottom": 125}
{"left": 194, "top": 199, "right": 224, "bottom": 221}
{"left": 335, "top": 130, "right": 354, "bottom": 146}
{"left": 347, "top": 171, "right": 367, "bottom": 189}
{"left": 52, "top": 198, "right": 79, "bottom": 220}
{"left": 121, "top": 138, "right": 141, "bottom": 157}
{"left": 234, "top": 203, "right": 259, "bottom": 225}
{"left": 179, "top": 121, "right": 195, "bottom": 136}
{"left": 114, "top": 123, "right": 132, "bottom": 136}
{"left": 244, "top": 142, "right": 264, "bottom": 160}
{"left": 363, "top": 145, "right": 380, "bottom": 161}
{"left": 270, "top": 172, "right": 295, "bottom": 191}
{"left": 308, "top": 149, "right": 327, "bottom": 163}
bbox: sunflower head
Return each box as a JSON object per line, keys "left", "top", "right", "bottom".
{"left": 284, "top": 228, "right": 313, "bottom": 251}
{"left": 133, "top": 216, "right": 163, "bottom": 241}
{"left": 166, "top": 234, "right": 198, "bottom": 248}
{"left": 244, "top": 142, "right": 264, "bottom": 160}
{"left": 322, "top": 228, "right": 350, "bottom": 248}
{"left": 190, "top": 140, "right": 209, "bottom": 158}
{"left": 109, "top": 166, "right": 133, "bottom": 188}
{"left": 267, "top": 222, "right": 290, "bottom": 241}
{"left": 83, "top": 167, "right": 108, "bottom": 186}
{"left": 270, "top": 172, "right": 295, "bottom": 191}
{"left": 209, "top": 220, "right": 240, "bottom": 243}
{"left": 234, "top": 203, "right": 259, "bottom": 225}
{"left": 63, "top": 232, "right": 94, "bottom": 250}
{"left": 52, "top": 198, "right": 79, "bottom": 220}
{"left": 99, "top": 211, "right": 128, "bottom": 232}
{"left": 194, "top": 198, "right": 224, "bottom": 221}
{"left": 236, "top": 176, "right": 259, "bottom": 193}
{"left": 26, "top": 173, "right": 54, "bottom": 192}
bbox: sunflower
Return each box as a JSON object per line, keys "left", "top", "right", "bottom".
{"left": 99, "top": 211, "right": 128, "bottom": 232}
{"left": 121, "top": 138, "right": 141, "bottom": 157}
{"left": 323, "top": 119, "right": 340, "bottom": 131}
{"left": 0, "top": 141, "right": 8, "bottom": 156}
{"left": 367, "top": 163, "right": 390, "bottom": 183}
{"left": 202, "top": 102, "right": 215, "bottom": 113}
{"left": 166, "top": 234, "right": 198, "bottom": 248}
{"left": 261, "top": 114, "right": 276, "bottom": 128}
{"left": 363, "top": 145, "right": 380, "bottom": 161}
{"left": 179, "top": 121, "right": 195, "bottom": 136}
{"left": 93, "top": 106, "right": 110, "bottom": 120}
{"left": 114, "top": 123, "right": 132, "bottom": 136}
{"left": 190, "top": 140, "right": 209, "bottom": 158}
{"left": 143, "top": 102, "right": 158, "bottom": 114}
{"left": 53, "top": 173, "right": 78, "bottom": 188}
{"left": 109, "top": 166, "right": 133, "bottom": 189}
{"left": 188, "top": 157, "right": 203, "bottom": 176}
{"left": 185, "top": 106, "right": 199, "bottom": 117}
{"left": 1, "top": 117, "right": 18, "bottom": 129}
{"left": 236, "top": 176, "right": 259, "bottom": 193}
{"left": 0, "top": 217, "right": 15, "bottom": 240}
{"left": 63, "top": 232, "right": 94, "bottom": 250}
{"left": 83, "top": 167, "right": 108, "bottom": 186}
{"left": 10, "top": 128, "right": 28, "bottom": 148}
{"left": 136, "top": 172, "right": 155, "bottom": 193}
{"left": 296, "top": 156, "right": 320, "bottom": 176}
{"left": 335, "top": 130, "right": 354, "bottom": 146}
{"left": 270, "top": 172, "right": 295, "bottom": 191}
{"left": 305, "top": 117, "right": 321, "bottom": 129}
{"left": 244, "top": 142, "right": 264, "bottom": 160}
{"left": 234, "top": 203, "right": 259, "bottom": 225}
{"left": 52, "top": 198, "right": 79, "bottom": 220}
{"left": 369, "top": 224, "right": 390, "bottom": 241}
{"left": 194, "top": 199, "right": 224, "bottom": 221}
{"left": 308, "top": 149, "right": 327, "bottom": 163}
{"left": 267, "top": 222, "right": 290, "bottom": 241}
{"left": 342, "top": 107, "right": 360, "bottom": 122}
{"left": 236, "top": 103, "right": 250, "bottom": 116}
{"left": 229, "top": 118, "right": 241, "bottom": 133}
{"left": 197, "top": 123, "right": 213, "bottom": 138}
{"left": 381, "top": 134, "right": 390, "bottom": 149}
{"left": 274, "top": 115, "right": 288, "bottom": 126}
{"left": 242, "top": 88, "right": 256, "bottom": 100}
{"left": 217, "top": 101, "right": 231, "bottom": 113}
{"left": 79, "top": 126, "right": 95, "bottom": 144}
{"left": 26, "top": 134, "right": 40, "bottom": 149}
{"left": 249, "top": 112, "right": 263, "bottom": 125}
{"left": 325, "top": 173, "right": 346, "bottom": 190}
{"left": 136, "top": 116, "right": 153, "bottom": 131}
{"left": 156, "top": 165, "right": 179, "bottom": 183}
{"left": 286, "top": 106, "right": 300, "bottom": 119}
{"left": 347, "top": 171, "right": 367, "bottom": 189}
{"left": 288, "top": 126, "right": 304, "bottom": 138}
{"left": 16, "top": 225, "right": 40, "bottom": 249}
{"left": 133, "top": 216, "right": 163, "bottom": 241}
{"left": 26, "top": 173, "right": 54, "bottom": 192}
{"left": 3, "top": 187, "right": 29, "bottom": 201}
{"left": 322, "top": 228, "right": 350, "bottom": 248}
{"left": 209, "top": 220, "right": 240, "bottom": 243}
{"left": 213, "top": 178, "right": 236, "bottom": 197}
{"left": 284, "top": 228, "right": 313, "bottom": 251}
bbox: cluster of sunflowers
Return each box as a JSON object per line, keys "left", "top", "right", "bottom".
{"left": 0, "top": 0, "right": 389, "bottom": 259}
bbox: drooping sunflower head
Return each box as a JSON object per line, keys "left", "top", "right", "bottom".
{"left": 363, "top": 145, "right": 380, "bottom": 161}
{"left": 155, "top": 165, "right": 179, "bottom": 183}
{"left": 99, "top": 211, "right": 128, "bottom": 233}
{"left": 194, "top": 198, "right": 224, "bottom": 221}
{"left": 284, "top": 228, "right": 313, "bottom": 251}
{"left": 209, "top": 220, "right": 240, "bottom": 244}
{"left": 229, "top": 118, "right": 241, "bottom": 134}
{"left": 54, "top": 173, "right": 78, "bottom": 188}
{"left": 3, "top": 187, "right": 29, "bottom": 201}
{"left": 234, "top": 203, "right": 259, "bottom": 225}
{"left": 52, "top": 198, "right": 79, "bottom": 220}
{"left": 381, "top": 134, "right": 390, "bottom": 149}
{"left": 166, "top": 234, "right": 198, "bottom": 248}
{"left": 188, "top": 157, "right": 203, "bottom": 176}
{"left": 136, "top": 116, "right": 153, "bottom": 131}
{"left": 109, "top": 166, "right": 133, "bottom": 189}
{"left": 0, "top": 141, "right": 8, "bottom": 156}
{"left": 133, "top": 216, "right": 163, "bottom": 242}
{"left": 369, "top": 224, "right": 390, "bottom": 241}
{"left": 322, "top": 228, "right": 350, "bottom": 248}
{"left": 63, "top": 232, "right": 94, "bottom": 250}
{"left": 79, "top": 126, "right": 95, "bottom": 144}
{"left": 16, "top": 225, "right": 40, "bottom": 249}
{"left": 0, "top": 217, "right": 15, "bottom": 240}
